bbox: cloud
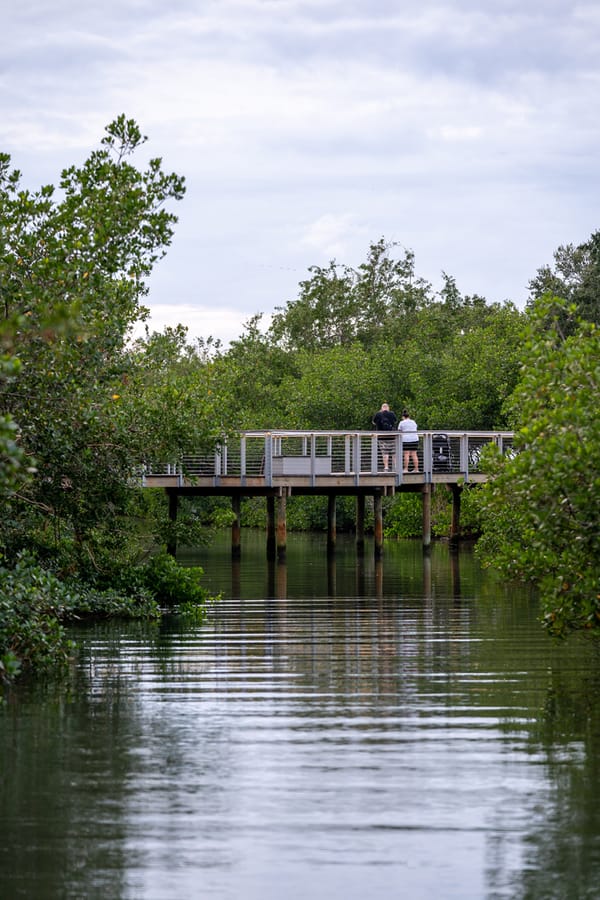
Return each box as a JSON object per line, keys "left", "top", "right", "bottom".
{"left": 2, "top": 0, "right": 600, "bottom": 339}
{"left": 132, "top": 303, "right": 263, "bottom": 347}
{"left": 299, "top": 213, "right": 368, "bottom": 259}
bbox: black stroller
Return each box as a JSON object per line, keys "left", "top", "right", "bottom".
{"left": 432, "top": 433, "right": 453, "bottom": 472}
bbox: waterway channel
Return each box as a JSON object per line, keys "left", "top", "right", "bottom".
{"left": 1, "top": 532, "right": 600, "bottom": 899}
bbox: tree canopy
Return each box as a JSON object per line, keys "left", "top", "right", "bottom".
{"left": 477, "top": 296, "right": 600, "bottom": 637}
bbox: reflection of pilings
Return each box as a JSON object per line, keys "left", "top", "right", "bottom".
{"left": 356, "top": 494, "right": 365, "bottom": 556}
{"left": 267, "top": 557, "right": 275, "bottom": 598}
{"left": 231, "top": 495, "right": 241, "bottom": 558}
{"left": 327, "top": 555, "right": 336, "bottom": 596}
{"left": 277, "top": 494, "right": 287, "bottom": 560}
{"left": 266, "top": 496, "right": 276, "bottom": 560}
{"left": 355, "top": 555, "right": 365, "bottom": 596}
{"left": 276, "top": 559, "right": 287, "bottom": 598}
{"left": 374, "top": 492, "right": 383, "bottom": 558}
{"left": 423, "top": 550, "right": 432, "bottom": 598}
{"left": 450, "top": 548, "right": 461, "bottom": 597}
{"left": 374, "top": 557, "right": 383, "bottom": 598}
{"left": 267, "top": 557, "right": 288, "bottom": 599}
{"left": 422, "top": 484, "right": 432, "bottom": 549}
{"left": 231, "top": 557, "right": 241, "bottom": 598}
{"left": 327, "top": 494, "right": 336, "bottom": 555}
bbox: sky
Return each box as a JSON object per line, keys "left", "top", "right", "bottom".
{"left": 3, "top": 0, "right": 600, "bottom": 346}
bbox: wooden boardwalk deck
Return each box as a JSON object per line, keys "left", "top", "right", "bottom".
{"left": 140, "top": 430, "right": 514, "bottom": 557}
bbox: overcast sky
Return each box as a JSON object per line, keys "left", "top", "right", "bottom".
{"left": 3, "top": 0, "right": 599, "bottom": 344}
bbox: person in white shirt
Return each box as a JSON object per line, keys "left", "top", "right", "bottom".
{"left": 398, "top": 409, "right": 419, "bottom": 473}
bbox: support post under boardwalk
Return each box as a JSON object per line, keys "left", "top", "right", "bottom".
{"left": 266, "top": 496, "right": 276, "bottom": 560}
{"left": 422, "top": 483, "right": 432, "bottom": 550}
{"left": 449, "top": 484, "right": 462, "bottom": 546}
{"left": 374, "top": 492, "right": 384, "bottom": 559}
{"left": 277, "top": 494, "right": 287, "bottom": 561}
{"left": 355, "top": 494, "right": 365, "bottom": 556}
{"left": 166, "top": 489, "right": 178, "bottom": 558}
{"left": 231, "top": 495, "right": 241, "bottom": 558}
{"left": 327, "top": 494, "right": 336, "bottom": 554}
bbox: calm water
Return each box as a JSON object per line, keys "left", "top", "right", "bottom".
{"left": 1, "top": 532, "right": 600, "bottom": 900}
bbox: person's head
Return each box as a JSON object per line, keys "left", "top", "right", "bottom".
{"left": 381, "top": 403, "right": 390, "bottom": 411}
{"left": 402, "top": 409, "right": 410, "bottom": 418}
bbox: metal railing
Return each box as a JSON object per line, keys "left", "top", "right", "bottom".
{"left": 142, "top": 430, "right": 515, "bottom": 486}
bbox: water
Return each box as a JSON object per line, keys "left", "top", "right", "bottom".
{"left": 1, "top": 533, "right": 600, "bottom": 899}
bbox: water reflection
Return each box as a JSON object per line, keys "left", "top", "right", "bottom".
{"left": 194, "top": 531, "right": 471, "bottom": 605}
{"left": 1, "top": 535, "right": 600, "bottom": 900}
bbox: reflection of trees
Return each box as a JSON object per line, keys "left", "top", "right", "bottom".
{"left": 510, "top": 667, "right": 600, "bottom": 900}
{"left": 0, "top": 619, "right": 236, "bottom": 898}
{"left": 3, "top": 541, "right": 600, "bottom": 898}
{"left": 0, "top": 658, "right": 133, "bottom": 898}
{"left": 212, "top": 561, "right": 600, "bottom": 898}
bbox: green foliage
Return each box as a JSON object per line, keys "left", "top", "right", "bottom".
{"left": 0, "top": 554, "right": 74, "bottom": 679}
{"left": 476, "top": 296, "right": 600, "bottom": 637}
{"left": 268, "top": 239, "right": 433, "bottom": 352}
{"left": 0, "top": 120, "right": 228, "bottom": 685}
{"left": 430, "top": 485, "right": 484, "bottom": 538}
{"left": 383, "top": 487, "right": 483, "bottom": 540}
{"left": 398, "top": 301, "right": 524, "bottom": 429}
{"left": 0, "top": 548, "right": 218, "bottom": 688}
{"left": 142, "top": 553, "right": 214, "bottom": 610}
{"left": 276, "top": 344, "right": 388, "bottom": 429}
{"left": 383, "top": 493, "right": 423, "bottom": 538}
{"left": 528, "top": 230, "right": 600, "bottom": 328}
{"left": 219, "top": 240, "right": 526, "bottom": 434}
{"left": 0, "top": 118, "right": 192, "bottom": 569}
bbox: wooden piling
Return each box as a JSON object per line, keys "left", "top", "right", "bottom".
{"left": 374, "top": 492, "right": 384, "bottom": 558}
{"left": 277, "top": 493, "right": 287, "bottom": 560}
{"left": 356, "top": 494, "right": 365, "bottom": 555}
{"left": 327, "top": 494, "right": 336, "bottom": 554}
{"left": 231, "top": 495, "right": 241, "bottom": 558}
{"left": 422, "top": 483, "right": 431, "bottom": 550}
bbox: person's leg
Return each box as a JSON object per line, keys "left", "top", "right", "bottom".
{"left": 403, "top": 450, "right": 409, "bottom": 472}
{"left": 411, "top": 449, "right": 419, "bottom": 472}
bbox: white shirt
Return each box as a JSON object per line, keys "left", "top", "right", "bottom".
{"left": 398, "top": 417, "right": 418, "bottom": 443}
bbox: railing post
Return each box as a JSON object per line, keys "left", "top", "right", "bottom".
{"left": 353, "top": 434, "right": 361, "bottom": 485}
{"left": 240, "top": 435, "right": 246, "bottom": 485}
{"left": 422, "top": 432, "right": 432, "bottom": 481}
{"left": 459, "top": 434, "right": 469, "bottom": 480}
{"left": 371, "top": 434, "right": 379, "bottom": 474}
{"left": 264, "top": 434, "right": 273, "bottom": 486}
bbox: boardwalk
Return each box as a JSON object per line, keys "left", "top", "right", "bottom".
{"left": 141, "top": 430, "right": 514, "bottom": 557}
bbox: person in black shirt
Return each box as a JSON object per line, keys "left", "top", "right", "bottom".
{"left": 372, "top": 402, "right": 397, "bottom": 471}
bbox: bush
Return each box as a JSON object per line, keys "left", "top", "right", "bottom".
{"left": 0, "top": 550, "right": 216, "bottom": 689}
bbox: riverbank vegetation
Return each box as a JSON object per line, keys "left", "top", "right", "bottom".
{"left": 2, "top": 120, "right": 599, "bottom": 686}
